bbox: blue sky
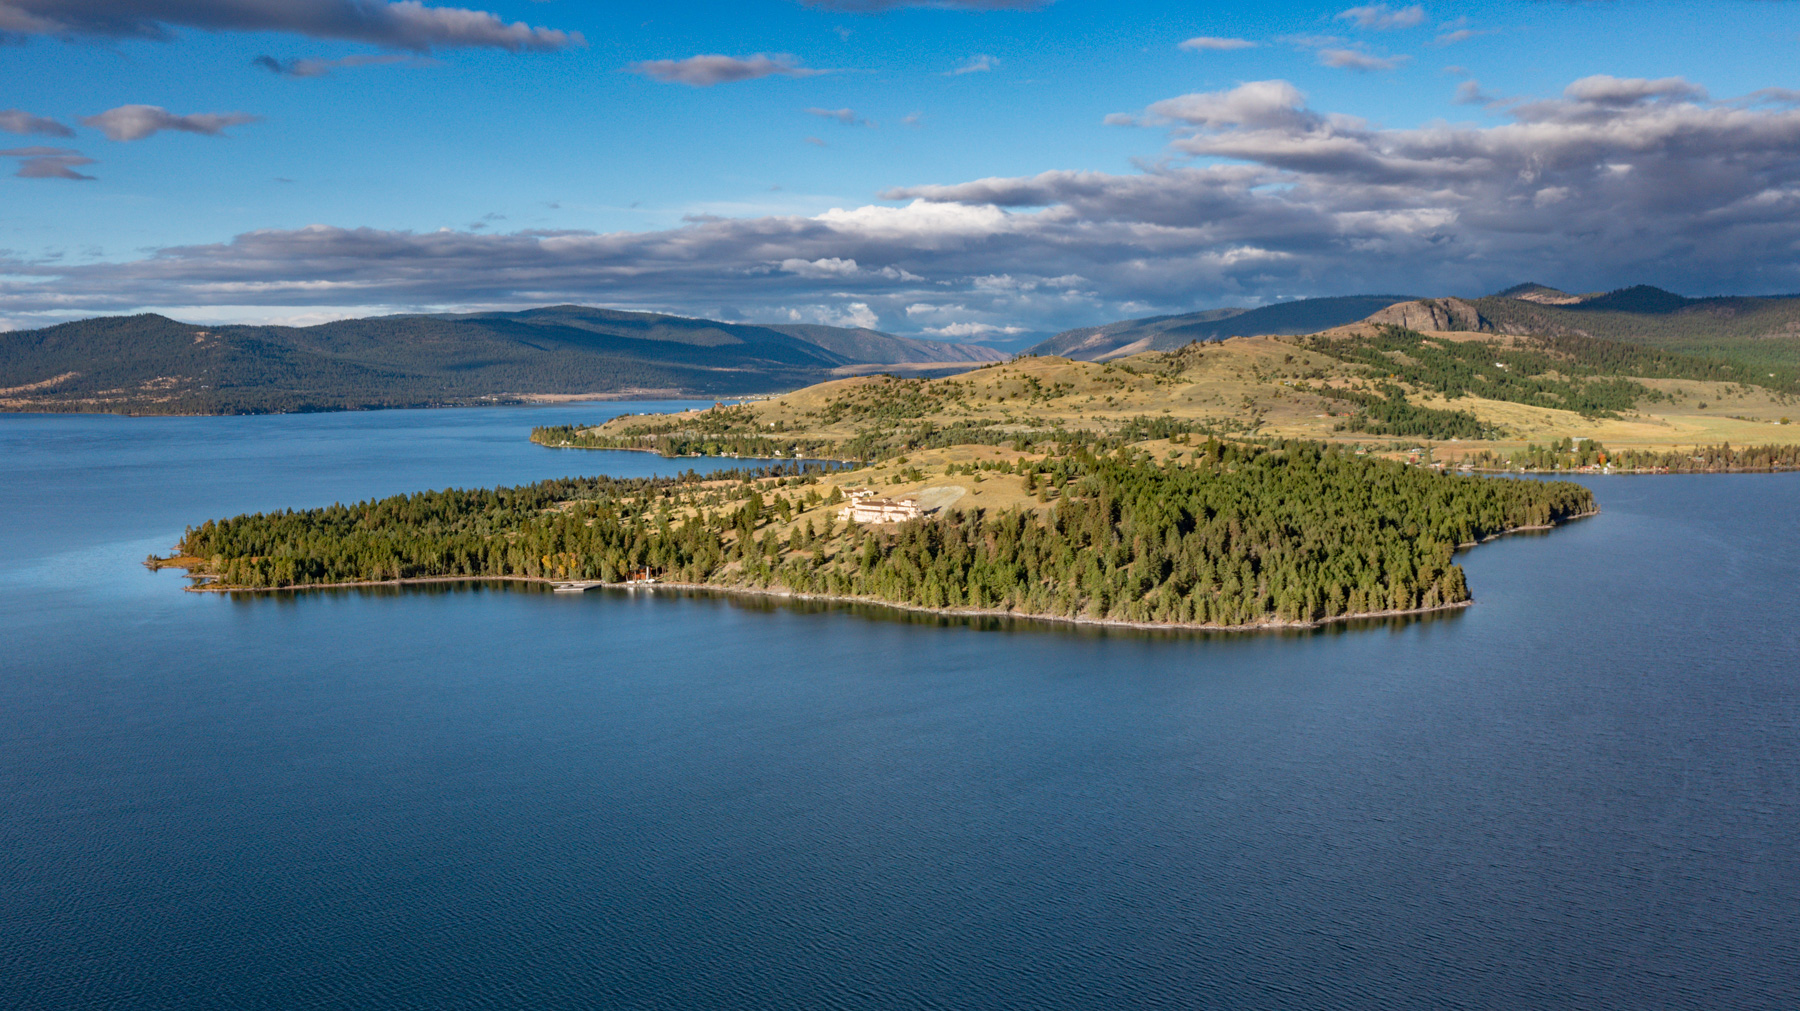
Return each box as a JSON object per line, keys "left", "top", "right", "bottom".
{"left": 5, "top": 1, "right": 1800, "bottom": 337}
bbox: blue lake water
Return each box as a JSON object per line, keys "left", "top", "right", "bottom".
{"left": 2, "top": 406, "right": 1797, "bottom": 1009}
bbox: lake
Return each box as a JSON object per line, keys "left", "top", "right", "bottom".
{"left": 2, "top": 406, "right": 1796, "bottom": 1009}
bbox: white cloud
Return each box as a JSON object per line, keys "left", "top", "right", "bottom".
{"left": 628, "top": 54, "right": 825, "bottom": 87}
{"left": 788, "top": 301, "right": 879, "bottom": 329}
{"left": 81, "top": 105, "right": 259, "bottom": 141}
{"left": 806, "top": 107, "right": 867, "bottom": 125}
{"left": 905, "top": 302, "right": 962, "bottom": 317}
{"left": 1562, "top": 75, "right": 1706, "bottom": 106}
{"left": 923, "top": 321, "right": 1028, "bottom": 336}
{"left": 1335, "top": 4, "right": 1425, "bottom": 30}
{"left": 0, "top": 0, "right": 581, "bottom": 52}
{"left": 780, "top": 256, "right": 862, "bottom": 277}
{"left": 1, "top": 146, "right": 96, "bottom": 180}
{"left": 1178, "top": 37, "right": 1256, "bottom": 52}
{"left": 1149, "top": 80, "right": 1308, "bottom": 128}
{"left": 0, "top": 109, "right": 73, "bottom": 137}
{"left": 1432, "top": 27, "right": 1490, "bottom": 46}
{"left": 779, "top": 256, "right": 923, "bottom": 280}
{"left": 946, "top": 54, "right": 998, "bottom": 75}
{"left": 1316, "top": 49, "right": 1407, "bottom": 72}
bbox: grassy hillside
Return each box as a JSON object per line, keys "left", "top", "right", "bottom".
{"left": 550, "top": 322, "right": 1800, "bottom": 471}
{"left": 0, "top": 305, "right": 1002, "bottom": 415}
{"left": 1029, "top": 295, "right": 1417, "bottom": 360}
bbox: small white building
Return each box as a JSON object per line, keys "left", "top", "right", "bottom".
{"left": 839, "top": 496, "right": 922, "bottom": 524}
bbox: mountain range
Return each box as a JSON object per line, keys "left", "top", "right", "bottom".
{"left": 0, "top": 305, "right": 1002, "bottom": 415}
{"left": 9, "top": 285, "right": 1800, "bottom": 415}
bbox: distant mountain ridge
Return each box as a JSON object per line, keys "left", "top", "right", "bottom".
{"left": 0, "top": 305, "right": 1002, "bottom": 415}
{"left": 1028, "top": 295, "right": 1420, "bottom": 361}
{"left": 1032, "top": 285, "right": 1800, "bottom": 372}
{"left": 1393, "top": 285, "right": 1800, "bottom": 370}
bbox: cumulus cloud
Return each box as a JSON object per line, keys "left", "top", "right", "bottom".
{"left": 831, "top": 303, "right": 879, "bottom": 329}
{"left": 946, "top": 54, "right": 997, "bottom": 75}
{"left": 14, "top": 75, "right": 1800, "bottom": 331}
{"left": 1, "top": 146, "right": 95, "bottom": 179}
{"left": 81, "top": 105, "right": 260, "bottom": 141}
{"left": 1179, "top": 36, "right": 1256, "bottom": 52}
{"left": 1316, "top": 48, "right": 1407, "bottom": 71}
{"left": 923, "top": 321, "right": 1028, "bottom": 337}
{"left": 782, "top": 301, "right": 881, "bottom": 329}
{"left": 1561, "top": 75, "right": 1705, "bottom": 106}
{"left": 253, "top": 52, "right": 418, "bottom": 77}
{"left": 779, "top": 256, "right": 922, "bottom": 280}
{"left": 628, "top": 54, "right": 824, "bottom": 86}
{"left": 1335, "top": 4, "right": 1425, "bottom": 30}
{"left": 0, "top": 0, "right": 579, "bottom": 51}
{"left": 0, "top": 109, "right": 73, "bottom": 137}
{"left": 780, "top": 256, "right": 862, "bottom": 277}
{"left": 1144, "top": 80, "right": 1313, "bottom": 130}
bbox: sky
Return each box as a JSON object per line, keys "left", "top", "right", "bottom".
{"left": 5, "top": 0, "right": 1800, "bottom": 339}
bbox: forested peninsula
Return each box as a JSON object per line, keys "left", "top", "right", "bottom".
{"left": 162, "top": 311, "right": 1800, "bottom": 629}
{"left": 165, "top": 439, "right": 1595, "bottom": 631}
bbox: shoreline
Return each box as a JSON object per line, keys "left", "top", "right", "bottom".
{"left": 183, "top": 573, "right": 1474, "bottom": 633}
{"left": 173, "top": 510, "right": 1600, "bottom": 632}
{"left": 531, "top": 439, "right": 861, "bottom": 465}
{"left": 534, "top": 440, "right": 1800, "bottom": 476}
{"left": 1457, "top": 508, "right": 1601, "bottom": 548}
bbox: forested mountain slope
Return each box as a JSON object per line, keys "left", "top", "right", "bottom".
{"left": 1465, "top": 286, "right": 1800, "bottom": 369}
{"left": 0, "top": 305, "right": 1002, "bottom": 415}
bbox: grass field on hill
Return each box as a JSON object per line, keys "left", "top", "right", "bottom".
{"left": 540, "top": 323, "right": 1800, "bottom": 476}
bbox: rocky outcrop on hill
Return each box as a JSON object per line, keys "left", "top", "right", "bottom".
{"left": 1364, "top": 298, "right": 1494, "bottom": 333}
